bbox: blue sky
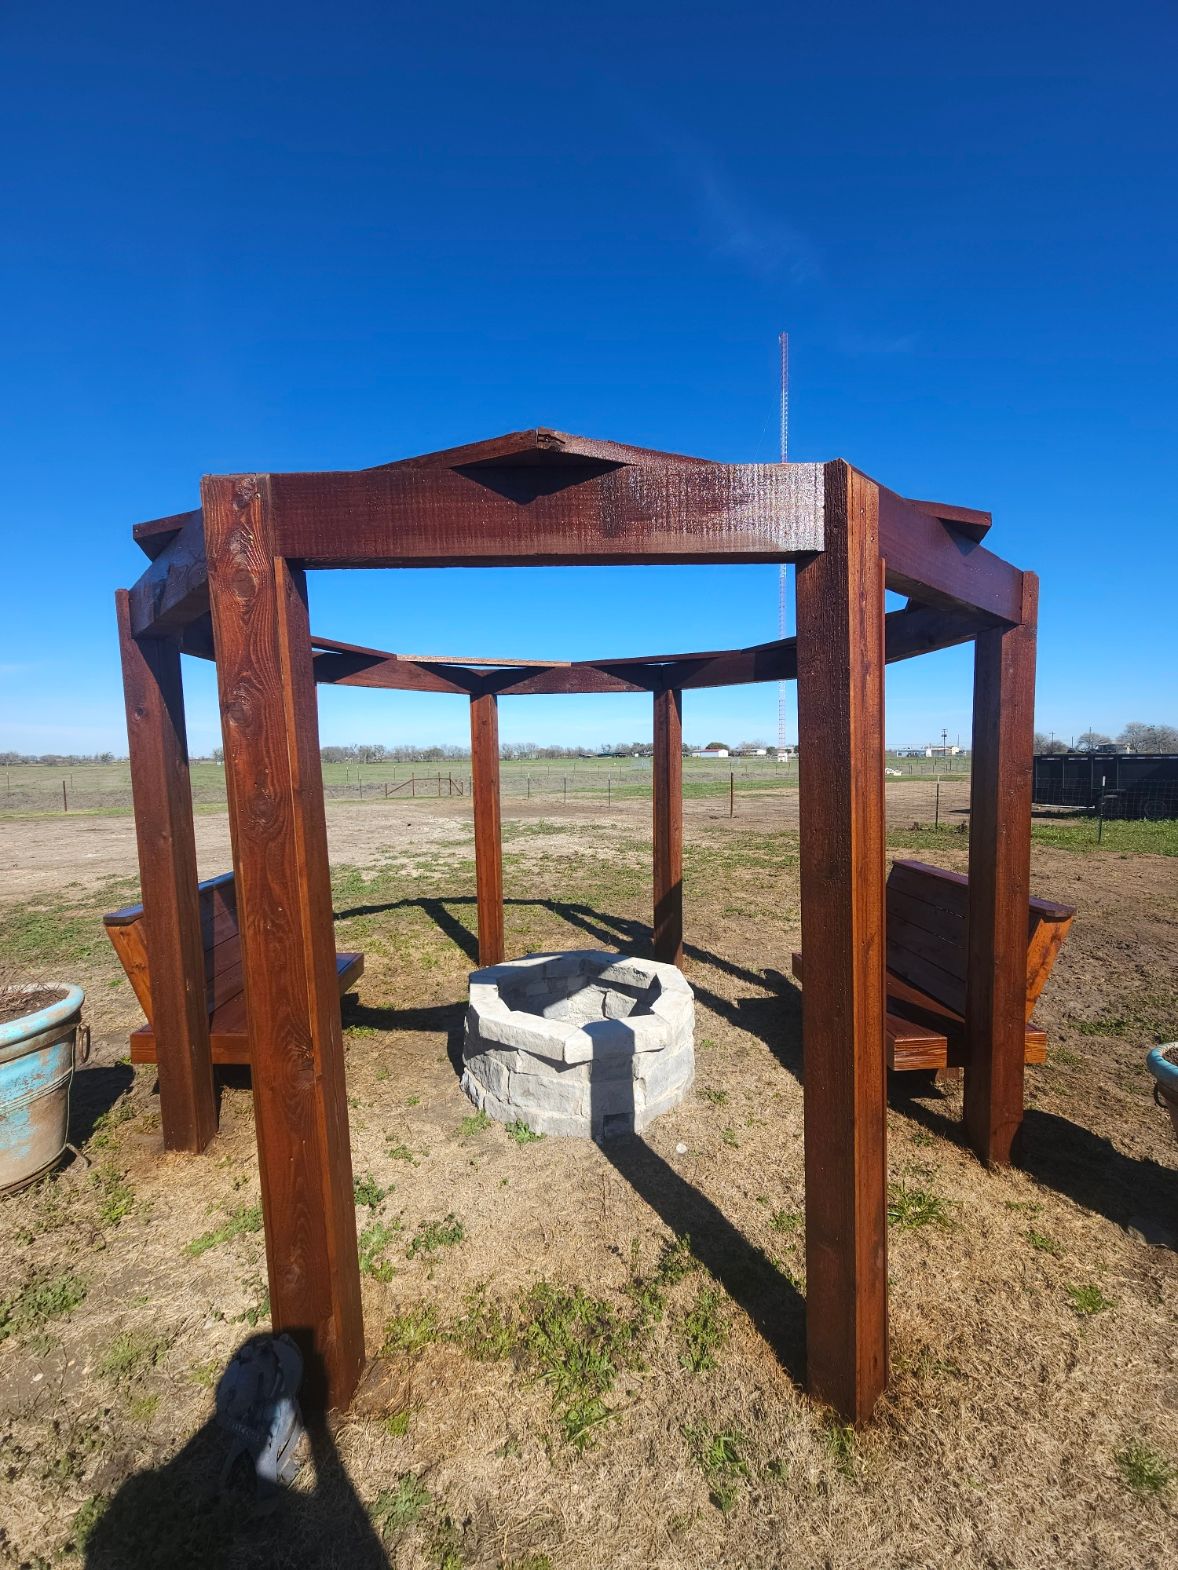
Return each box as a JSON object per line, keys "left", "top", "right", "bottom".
{"left": 1, "top": 2, "right": 1174, "bottom": 755}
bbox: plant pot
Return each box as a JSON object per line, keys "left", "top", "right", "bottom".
{"left": 1146, "top": 1046, "right": 1178, "bottom": 1142}
{"left": 0, "top": 984, "right": 88, "bottom": 1195}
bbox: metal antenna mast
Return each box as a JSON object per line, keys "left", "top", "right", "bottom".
{"left": 777, "top": 331, "right": 790, "bottom": 758}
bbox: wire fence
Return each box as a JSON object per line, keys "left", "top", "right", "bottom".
{"left": 0, "top": 758, "right": 979, "bottom": 823}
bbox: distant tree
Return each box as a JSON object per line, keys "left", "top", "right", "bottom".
{"left": 1033, "top": 732, "right": 1067, "bottom": 755}
{"left": 1075, "top": 730, "right": 1114, "bottom": 752}
{"left": 1118, "top": 721, "right": 1178, "bottom": 753}
{"left": 704, "top": 740, "right": 729, "bottom": 752}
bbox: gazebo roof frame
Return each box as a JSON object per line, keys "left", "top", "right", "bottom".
{"left": 114, "top": 427, "right": 1039, "bottom": 1429}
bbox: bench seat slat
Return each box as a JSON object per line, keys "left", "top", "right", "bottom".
{"left": 129, "top": 952, "right": 364, "bottom": 1066}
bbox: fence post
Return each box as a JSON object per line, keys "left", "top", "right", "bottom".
{"left": 729, "top": 771, "right": 735, "bottom": 818}
{"left": 62, "top": 779, "right": 68, "bottom": 813}
{"left": 934, "top": 779, "right": 940, "bottom": 830}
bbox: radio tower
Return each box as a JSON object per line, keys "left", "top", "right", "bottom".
{"left": 777, "top": 331, "right": 790, "bottom": 759}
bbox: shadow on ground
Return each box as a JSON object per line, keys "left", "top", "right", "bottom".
{"left": 69, "top": 1061, "right": 134, "bottom": 1146}
{"left": 84, "top": 1349, "right": 388, "bottom": 1570}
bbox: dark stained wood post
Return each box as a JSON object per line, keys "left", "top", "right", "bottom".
{"left": 469, "top": 692, "right": 505, "bottom": 966}
{"left": 964, "top": 572, "right": 1038, "bottom": 1166}
{"left": 652, "top": 686, "right": 684, "bottom": 965}
{"left": 115, "top": 591, "right": 216, "bottom": 1153}
{"left": 203, "top": 474, "right": 364, "bottom": 1412}
{"left": 795, "top": 461, "right": 889, "bottom": 1424}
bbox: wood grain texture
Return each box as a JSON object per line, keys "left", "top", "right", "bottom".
{"left": 127, "top": 512, "right": 210, "bottom": 636}
{"left": 203, "top": 473, "right": 364, "bottom": 1411}
{"left": 115, "top": 590, "right": 217, "bottom": 1152}
{"left": 267, "top": 460, "right": 825, "bottom": 568}
{"left": 876, "top": 483, "right": 1024, "bottom": 622}
{"left": 795, "top": 460, "right": 889, "bottom": 1424}
{"left": 470, "top": 693, "right": 505, "bottom": 966}
{"left": 790, "top": 952, "right": 1048, "bottom": 1071}
{"left": 964, "top": 572, "right": 1039, "bottom": 1166}
{"left": 652, "top": 688, "right": 684, "bottom": 965}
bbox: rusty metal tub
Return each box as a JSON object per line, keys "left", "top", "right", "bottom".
{"left": 0, "top": 985, "right": 87, "bottom": 1195}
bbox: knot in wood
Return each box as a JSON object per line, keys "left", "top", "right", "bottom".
{"left": 233, "top": 477, "right": 260, "bottom": 511}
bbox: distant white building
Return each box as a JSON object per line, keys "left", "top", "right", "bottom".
{"left": 693, "top": 745, "right": 729, "bottom": 759}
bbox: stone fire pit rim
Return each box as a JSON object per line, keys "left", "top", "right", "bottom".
{"left": 466, "top": 949, "right": 692, "bottom": 1068}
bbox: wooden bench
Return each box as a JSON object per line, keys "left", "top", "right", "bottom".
{"left": 791, "top": 859, "right": 1074, "bottom": 1071}
{"left": 104, "top": 871, "right": 364, "bottom": 1066}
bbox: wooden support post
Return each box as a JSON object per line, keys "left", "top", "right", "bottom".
{"left": 795, "top": 462, "right": 888, "bottom": 1424}
{"left": 115, "top": 591, "right": 216, "bottom": 1153}
{"left": 964, "top": 572, "right": 1038, "bottom": 1166}
{"left": 203, "top": 475, "right": 364, "bottom": 1412}
{"left": 470, "top": 692, "right": 505, "bottom": 966}
{"left": 652, "top": 687, "right": 684, "bottom": 966}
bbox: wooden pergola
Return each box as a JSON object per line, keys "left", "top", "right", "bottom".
{"left": 115, "top": 429, "right": 1037, "bottom": 1424}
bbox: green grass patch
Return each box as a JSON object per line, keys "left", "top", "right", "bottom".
{"left": 92, "top": 1167, "right": 134, "bottom": 1227}
{"left": 687, "top": 1426, "right": 749, "bottom": 1512}
{"left": 679, "top": 1286, "right": 727, "bottom": 1372}
{"left": 98, "top": 1328, "right": 171, "bottom": 1383}
{"left": 359, "top": 1220, "right": 401, "bottom": 1282}
{"left": 824, "top": 1420, "right": 858, "bottom": 1479}
{"left": 458, "top": 1110, "right": 492, "bottom": 1136}
{"left": 1026, "top": 1229, "right": 1062, "bottom": 1256}
{"left": 184, "top": 1202, "right": 263, "bottom": 1258}
{"left": 1115, "top": 1437, "right": 1173, "bottom": 1495}
{"left": 0, "top": 1273, "right": 87, "bottom": 1343}
{"left": 887, "top": 1181, "right": 953, "bottom": 1230}
{"left": 353, "top": 1173, "right": 387, "bottom": 1209}
{"left": 383, "top": 1304, "right": 441, "bottom": 1354}
{"left": 1066, "top": 1283, "right": 1115, "bottom": 1316}
{"left": 406, "top": 1214, "right": 465, "bottom": 1258}
{"left": 371, "top": 1473, "right": 430, "bottom": 1540}
{"left": 506, "top": 1121, "right": 544, "bottom": 1145}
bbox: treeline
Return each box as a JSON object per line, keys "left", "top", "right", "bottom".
{"left": 0, "top": 751, "right": 118, "bottom": 766}
{"left": 1035, "top": 721, "right": 1178, "bottom": 754}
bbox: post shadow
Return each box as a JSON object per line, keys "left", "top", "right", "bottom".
{"left": 83, "top": 1340, "right": 388, "bottom": 1570}
{"left": 69, "top": 1061, "right": 135, "bottom": 1146}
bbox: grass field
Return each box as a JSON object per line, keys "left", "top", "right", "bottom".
{"left": 0, "top": 792, "right": 1174, "bottom": 1568}
{"left": 0, "top": 754, "right": 972, "bottom": 818}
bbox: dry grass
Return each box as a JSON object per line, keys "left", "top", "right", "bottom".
{"left": 0, "top": 799, "right": 1175, "bottom": 1568}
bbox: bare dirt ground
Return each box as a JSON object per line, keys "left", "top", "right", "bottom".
{"left": 0, "top": 789, "right": 1175, "bottom": 1569}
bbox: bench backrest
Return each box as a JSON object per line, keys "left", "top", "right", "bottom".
{"left": 886, "top": 859, "right": 1075, "bottom": 1021}
{"left": 103, "top": 872, "right": 240, "bottom": 1028}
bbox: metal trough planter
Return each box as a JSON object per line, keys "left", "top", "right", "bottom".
{"left": 0, "top": 984, "right": 88, "bottom": 1195}
{"left": 1147, "top": 1046, "right": 1178, "bottom": 1143}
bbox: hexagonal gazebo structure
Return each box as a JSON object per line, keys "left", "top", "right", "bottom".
{"left": 114, "top": 429, "right": 1037, "bottom": 1423}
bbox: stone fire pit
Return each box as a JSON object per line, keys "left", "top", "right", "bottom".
{"left": 462, "top": 951, "right": 695, "bottom": 1138}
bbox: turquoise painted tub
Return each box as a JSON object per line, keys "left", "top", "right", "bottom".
{"left": 0, "top": 985, "right": 88, "bottom": 1195}
{"left": 1147, "top": 1046, "right": 1178, "bottom": 1142}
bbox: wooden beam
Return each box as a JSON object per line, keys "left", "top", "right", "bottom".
{"left": 964, "top": 572, "right": 1038, "bottom": 1166}
{"left": 904, "top": 497, "right": 991, "bottom": 542}
{"left": 480, "top": 662, "right": 660, "bottom": 696}
{"left": 115, "top": 592, "right": 217, "bottom": 1153}
{"left": 796, "top": 459, "right": 889, "bottom": 1424}
{"left": 203, "top": 473, "right": 364, "bottom": 1412}
{"left": 469, "top": 693, "right": 505, "bottom": 966}
{"left": 268, "top": 460, "right": 825, "bottom": 568}
{"left": 128, "top": 511, "right": 210, "bottom": 636}
{"left": 876, "top": 483, "right": 1023, "bottom": 622}
{"left": 652, "top": 687, "right": 684, "bottom": 966}
{"left": 312, "top": 651, "right": 482, "bottom": 694}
